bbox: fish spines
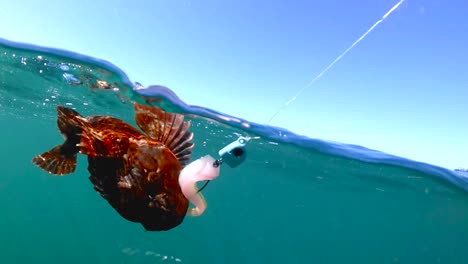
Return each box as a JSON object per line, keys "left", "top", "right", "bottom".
{"left": 133, "top": 103, "right": 194, "bottom": 167}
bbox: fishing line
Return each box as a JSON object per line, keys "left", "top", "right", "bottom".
{"left": 265, "top": 0, "right": 406, "bottom": 124}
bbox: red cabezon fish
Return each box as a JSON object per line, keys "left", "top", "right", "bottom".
{"left": 32, "top": 103, "right": 219, "bottom": 231}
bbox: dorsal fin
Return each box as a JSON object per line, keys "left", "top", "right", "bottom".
{"left": 133, "top": 103, "right": 194, "bottom": 167}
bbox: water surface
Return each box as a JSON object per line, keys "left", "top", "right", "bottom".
{"left": 1, "top": 38, "right": 467, "bottom": 264}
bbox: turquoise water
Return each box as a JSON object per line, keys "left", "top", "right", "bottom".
{"left": 1, "top": 38, "right": 468, "bottom": 263}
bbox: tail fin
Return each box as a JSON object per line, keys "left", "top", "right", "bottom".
{"left": 32, "top": 146, "right": 77, "bottom": 175}
{"left": 133, "top": 103, "right": 194, "bottom": 167}
{"left": 32, "top": 106, "right": 84, "bottom": 175}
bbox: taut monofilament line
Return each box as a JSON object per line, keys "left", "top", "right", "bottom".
{"left": 266, "top": 0, "right": 406, "bottom": 124}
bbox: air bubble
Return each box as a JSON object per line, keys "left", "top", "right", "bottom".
{"left": 63, "top": 73, "right": 82, "bottom": 85}
{"left": 59, "top": 64, "right": 69, "bottom": 71}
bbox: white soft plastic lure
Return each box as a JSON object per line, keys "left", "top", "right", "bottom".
{"left": 179, "top": 155, "right": 220, "bottom": 216}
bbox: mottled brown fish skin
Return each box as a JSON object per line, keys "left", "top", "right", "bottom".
{"left": 32, "top": 103, "right": 193, "bottom": 231}
{"left": 88, "top": 138, "right": 188, "bottom": 231}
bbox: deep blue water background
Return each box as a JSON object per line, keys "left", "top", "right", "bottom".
{"left": 1, "top": 38, "right": 468, "bottom": 263}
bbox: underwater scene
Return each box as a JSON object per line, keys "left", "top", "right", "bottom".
{"left": 1, "top": 38, "right": 468, "bottom": 264}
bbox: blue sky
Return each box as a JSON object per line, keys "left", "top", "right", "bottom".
{"left": 1, "top": 0, "right": 467, "bottom": 169}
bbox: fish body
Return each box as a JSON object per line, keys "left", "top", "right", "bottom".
{"left": 33, "top": 103, "right": 194, "bottom": 231}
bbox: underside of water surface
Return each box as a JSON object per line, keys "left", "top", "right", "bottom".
{"left": 1, "top": 38, "right": 467, "bottom": 263}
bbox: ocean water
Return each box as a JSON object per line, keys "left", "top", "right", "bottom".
{"left": 1, "top": 38, "right": 468, "bottom": 264}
